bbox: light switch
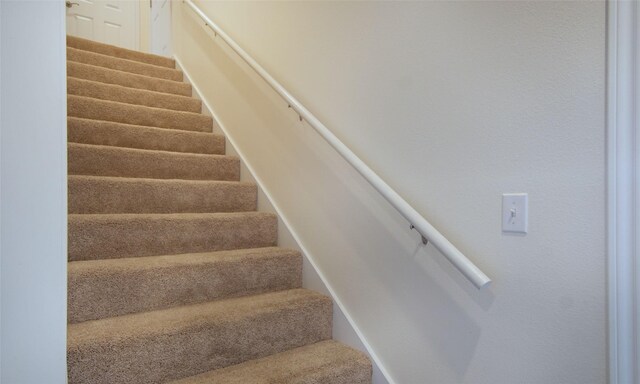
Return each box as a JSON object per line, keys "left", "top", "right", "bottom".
{"left": 502, "top": 193, "right": 528, "bottom": 233}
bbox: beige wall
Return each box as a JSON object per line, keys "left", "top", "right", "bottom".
{"left": 173, "top": 1, "right": 606, "bottom": 383}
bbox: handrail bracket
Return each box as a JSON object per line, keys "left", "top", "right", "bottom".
{"left": 410, "top": 224, "right": 428, "bottom": 245}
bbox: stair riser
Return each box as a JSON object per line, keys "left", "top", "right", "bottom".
{"left": 67, "top": 35, "right": 175, "bottom": 68}
{"left": 68, "top": 118, "right": 224, "bottom": 155}
{"left": 68, "top": 78, "right": 201, "bottom": 113}
{"left": 68, "top": 47, "right": 183, "bottom": 81}
{"left": 68, "top": 95, "right": 212, "bottom": 132}
{"left": 68, "top": 213, "right": 278, "bottom": 261}
{"left": 68, "top": 249, "right": 302, "bottom": 323}
{"left": 68, "top": 292, "right": 332, "bottom": 384}
{"left": 68, "top": 144, "right": 239, "bottom": 181}
{"left": 68, "top": 61, "right": 192, "bottom": 96}
{"left": 68, "top": 177, "right": 257, "bottom": 214}
{"left": 169, "top": 341, "right": 372, "bottom": 384}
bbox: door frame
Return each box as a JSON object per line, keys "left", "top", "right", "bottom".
{"left": 607, "top": 1, "right": 639, "bottom": 383}
{"left": 149, "top": 0, "right": 172, "bottom": 56}
{"left": 133, "top": 1, "right": 140, "bottom": 50}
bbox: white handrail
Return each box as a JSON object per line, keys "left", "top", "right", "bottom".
{"left": 183, "top": 0, "right": 492, "bottom": 290}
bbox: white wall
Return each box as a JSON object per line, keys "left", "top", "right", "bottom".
{"left": 173, "top": 1, "right": 606, "bottom": 383}
{"left": 0, "top": 1, "right": 68, "bottom": 382}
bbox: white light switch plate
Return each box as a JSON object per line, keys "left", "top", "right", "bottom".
{"left": 502, "top": 193, "right": 528, "bottom": 233}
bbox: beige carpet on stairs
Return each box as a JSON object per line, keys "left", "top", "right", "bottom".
{"left": 66, "top": 35, "right": 372, "bottom": 384}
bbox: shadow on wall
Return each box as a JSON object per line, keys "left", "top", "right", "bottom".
{"left": 181, "top": 9, "right": 495, "bottom": 381}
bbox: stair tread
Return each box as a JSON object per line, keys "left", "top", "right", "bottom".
{"left": 68, "top": 61, "right": 192, "bottom": 96}
{"left": 68, "top": 289, "right": 332, "bottom": 384}
{"left": 170, "top": 340, "right": 372, "bottom": 384}
{"left": 67, "top": 47, "right": 183, "bottom": 81}
{"left": 68, "top": 142, "right": 232, "bottom": 158}
{"left": 68, "top": 211, "right": 278, "bottom": 261}
{"left": 68, "top": 142, "right": 239, "bottom": 181}
{"left": 68, "top": 211, "right": 276, "bottom": 220}
{"left": 68, "top": 288, "right": 328, "bottom": 341}
{"left": 68, "top": 95, "right": 212, "bottom": 132}
{"left": 68, "top": 117, "right": 224, "bottom": 154}
{"left": 68, "top": 175, "right": 257, "bottom": 214}
{"left": 68, "top": 247, "right": 302, "bottom": 323}
{"left": 68, "top": 77, "right": 201, "bottom": 113}
{"left": 69, "top": 246, "right": 298, "bottom": 271}
{"left": 67, "top": 35, "right": 175, "bottom": 68}
{"left": 68, "top": 174, "right": 252, "bottom": 185}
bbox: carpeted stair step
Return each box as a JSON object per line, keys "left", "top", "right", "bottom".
{"left": 68, "top": 95, "right": 212, "bottom": 132}
{"left": 67, "top": 289, "right": 332, "bottom": 384}
{"left": 170, "top": 340, "right": 372, "bottom": 384}
{"left": 68, "top": 78, "right": 201, "bottom": 113}
{"left": 68, "top": 117, "right": 224, "bottom": 154}
{"left": 68, "top": 212, "right": 278, "bottom": 261}
{"left": 68, "top": 143, "right": 239, "bottom": 180}
{"left": 68, "top": 61, "right": 192, "bottom": 96}
{"left": 65, "top": 35, "right": 373, "bottom": 384}
{"left": 68, "top": 247, "right": 302, "bottom": 323}
{"left": 68, "top": 176, "right": 257, "bottom": 214}
{"left": 67, "top": 47, "right": 183, "bottom": 81}
{"left": 67, "top": 35, "right": 175, "bottom": 68}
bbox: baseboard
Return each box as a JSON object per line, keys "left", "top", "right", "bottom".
{"left": 174, "top": 54, "right": 394, "bottom": 384}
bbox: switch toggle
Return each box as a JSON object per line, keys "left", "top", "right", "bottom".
{"left": 502, "top": 193, "right": 528, "bottom": 234}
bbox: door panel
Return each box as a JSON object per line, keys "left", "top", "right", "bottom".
{"left": 71, "top": 14, "right": 95, "bottom": 40}
{"left": 66, "top": 0, "right": 137, "bottom": 50}
{"left": 103, "top": 22, "right": 122, "bottom": 46}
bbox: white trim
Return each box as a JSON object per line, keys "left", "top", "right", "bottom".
{"left": 0, "top": 1, "right": 3, "bottom": 377}
{"left": 174, "top": 54, "right": 397, "bottom": 384}
{"left": 607, "top": 1, "right": 639, "bottom": 383}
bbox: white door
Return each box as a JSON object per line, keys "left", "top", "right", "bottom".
{"left": 66, "top": 0, "right": 138, "bottom": 50}
{"left": 150, "top": 0, "right": 171, "bottom": 56}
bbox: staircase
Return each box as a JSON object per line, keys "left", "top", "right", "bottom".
{"left": 66, "top": 36, "right": 372, "bottom": 384}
